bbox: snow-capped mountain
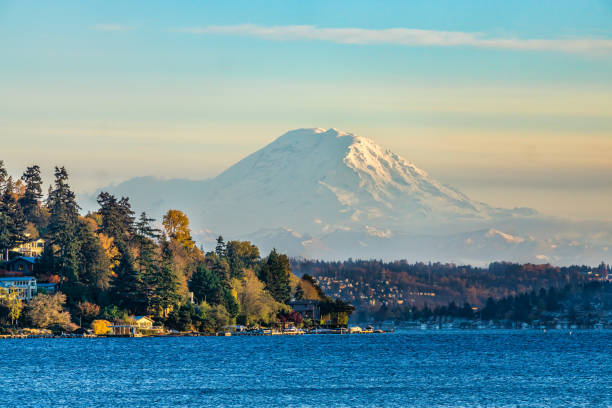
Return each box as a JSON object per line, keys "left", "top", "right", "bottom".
{"left": 195, "top": 128, "right": 531, "bottom": 236}
{"left": 87, "top": 128, "right": 609, "bottom": 265}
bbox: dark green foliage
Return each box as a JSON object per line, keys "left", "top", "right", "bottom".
{"left": 294, "top": 283, "right": 304, "bottom": 300}
{"left": 34, "top": 245, "right": 55, "bottom": 278}
{"left": 0, "top": 178, "right": 26, "bottom": 258}
{"left": 215, "top": 235, "right": 226, "bottom": 258}
{"left": 320, "top": 297, "right": 355, "bottom": 326}
{"left": 77, "top": 220, "right": 111, "bottom": 290}
{"left": 0, "top": 161, "right": 7, "bottom": 186}
{"left": 100, "top": 305, "right": 122, "bottom": 322}
{"left": 221, "top": 287, "right": 239, "bottom": 318}
{"left": 166, "top": 304, "right": 193, "bottom": 332}
{"left": 148, "top": 250, "right": 182, "bottom": 318}
{"left": 259, "top": 249, "right": 292, "bottom": 304}
{"left": 97, "top": 192, "right": 135, "bottom": 244}
{"left": 46, "top": 167, "right": 81, "bottom": 284}
{"left": 135, "top": 212, "right": 160, "bottom": 240}
{"left": 112, "top": 245, "right": 147, "bottom": 314}
{"left": 19, "top": 165, "right": 43, "bottom": 224}
{"left": 189, "top": 264, "right": 221, "bottom": 304}
{"left": 226, "top": 240, "right": 260, "bottom": 279}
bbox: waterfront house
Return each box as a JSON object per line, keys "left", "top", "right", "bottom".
{"left": 109, "top": 325, "right": 138, "bottom": 336}
{"left": 0, "top": 276, "right": 37, "bottom": 300}
{"left": 289, "top": 299, "right": 321, "bottom": 321}
{"left": 108, "top": 316, "right": 162, "bottom": 336}
{"left": 134, "top": 316, "right": 154, "bottom": 329}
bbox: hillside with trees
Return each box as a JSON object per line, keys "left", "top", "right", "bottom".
{"left": 293, "top": 259, "right": 609, "bottom": 321}
{"left": 0, "top": 161, "right": 352, "bottom": 334}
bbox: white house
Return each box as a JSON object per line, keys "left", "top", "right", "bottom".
{"left": 0, "top": 276, "right": 37, "bottom": 300}
{"left": 133, "top": 316, "right": 154, "bottom": 329}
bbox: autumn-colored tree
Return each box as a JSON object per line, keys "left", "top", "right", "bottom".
{"left": 91, "top": 319, "right": 111, "bottom": 335}
{"left": 162, "top": 209, "right": 194, "bottom": 249}
{"left": 25, "top": 293, "right": 72, "bottom": 329}
{"left": 0, "top": 287, "right": 23, "bottom": 326}
{"left": 76, "top": 301, "right": 101, "bottom": 325}
{"left": 232, "top": 270, "right": 287, "bottom": 325}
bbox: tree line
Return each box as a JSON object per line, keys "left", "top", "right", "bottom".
{"left": 293, "top": 258, "right": 607, "bottom": 315}
{"left": 0, "top": 161, "right": 353, "bottom": 333}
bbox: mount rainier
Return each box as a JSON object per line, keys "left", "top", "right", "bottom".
{"left": 88, "top": 128, "right": 609, "bottom": 265}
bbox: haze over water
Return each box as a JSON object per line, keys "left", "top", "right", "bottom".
{"left": 3, "top": 331, "right": 611, "bottom": 407}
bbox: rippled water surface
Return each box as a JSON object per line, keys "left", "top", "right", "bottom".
{"left": 2, "top": 330, "right": 611, "bottom": 407}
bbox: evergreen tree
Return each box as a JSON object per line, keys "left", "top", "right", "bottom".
{"left": 19, "top": 165, "right": 43, "bottom": 224}
{"left": 259, "top": 249, "right": 292, "bottom": 304}
{"left": 134, "top": 213, "right": 161, "bottom": 311}
{"left": 97, "top": 192, "right": 135, "bottom": 245}
{"left": 135, "top": 212, "right": 160, "bottom": 241}
{"left": 34, "top": 245, "right": 56, "bottom": 278}
{"left": 294, "top": 283, "right": 304, "bottom": 300}
{"left": 189, "top": 264, "right": 222, "bottom": 304}
{"left": 111, "top": 243, "right": 147, "bottom": 314}
{"left": 150, "top": 249, "right": 181, "bottom": 318}
{"left": 0, "top": 160, "right": 7, "bottom": 189}
{"left": 215, "top": 236, "right": 226, "bottom": 258}
{"left": 77, "top": 220, "right": 112, "bottom": 291}
{"left": 221, "top": 286, "right": 239, "bottom": 318}
{"left": 0, "top": 177, "right": 26, "bottom": 259}
{"left": 46, "top": 167, "right": 81, "bottom": 283}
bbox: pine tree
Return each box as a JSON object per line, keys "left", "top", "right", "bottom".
{"left": 215, "top": 236, "right": 226, "bottom": 258}
{"left": 111, "top": 243, "right": 147, "bottom": 314}
{"left": 150, "top": 248, "right": 181, "bottom": 318}
{"left": 259, "top": 249, "right": 292, "bottom": 304}
{"left": 135, "top": 212, "right": 161, "bottom": 311}
{"left": 97, "top": 192, "right": 135, "bottom": 244}
{"left": 0, "top": 161, "right": 7, "bottom": 187}
{"left": 19, "top": 165, "right": 43, "bottom": 224}
{"left": 46, "top": 167, "right": 81, "bottom": 284}
{"left": 0, "top": 177, "right": 26, "bottom": 260}
{"left": 189, "top": 264, "right": 222, "bottom": 304}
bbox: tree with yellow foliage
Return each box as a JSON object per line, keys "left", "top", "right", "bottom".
{"left": 162, "top": 209, "right": 195, "bottom": 249}
{"left": 232, "top": 270, "right": 287, "bottom": 326}
{"left": 91, "top": 319, "right": 111, "bottom": 335}
{"left": 0, "top": 286, "right": 23, "bottom": 326}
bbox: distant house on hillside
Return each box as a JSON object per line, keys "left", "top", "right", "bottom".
{"left": 0, "top": 276, "right": 37, "bottom": 301}
{"left": 0, "top": 237, "right": 46, "bottom": 261}
{"left": 37, "top": 282, "right": 58, "bottom": 294}
{"left": 12, "top": 238, "right": 45, "bottom": 258}
{"left": 5, "top": 256, "right": 37, "bottom": 274}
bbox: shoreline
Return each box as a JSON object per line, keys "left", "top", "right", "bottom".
{"left": 2, "top": 327, "right": 611, "bottom": 339}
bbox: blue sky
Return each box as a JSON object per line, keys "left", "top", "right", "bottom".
{"left": 1, "top": 0, "right": 611, "bottom": 219}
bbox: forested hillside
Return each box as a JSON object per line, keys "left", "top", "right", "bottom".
{"left": 293, "top": 259, "right": 609, "bottom": 319}
{"left": 0, "top": 161, "right": 351, "bottom": 333}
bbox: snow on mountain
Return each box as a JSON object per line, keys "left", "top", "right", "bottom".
{"left": 91, "top": 128, "right": 610, "bottom": 265}
{"left": 194, "top": 128, "right": 523, "bottom": 237}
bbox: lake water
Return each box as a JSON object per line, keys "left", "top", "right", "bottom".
{"left": 2, "top": 330, "right": 611, "bottom": 407}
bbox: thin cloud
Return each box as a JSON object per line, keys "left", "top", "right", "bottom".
{"left": 180, "top": 24, "right": 612, "bottom": 55}
{"left": 92, "top": 24, "right": 132, "bottom": 32}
